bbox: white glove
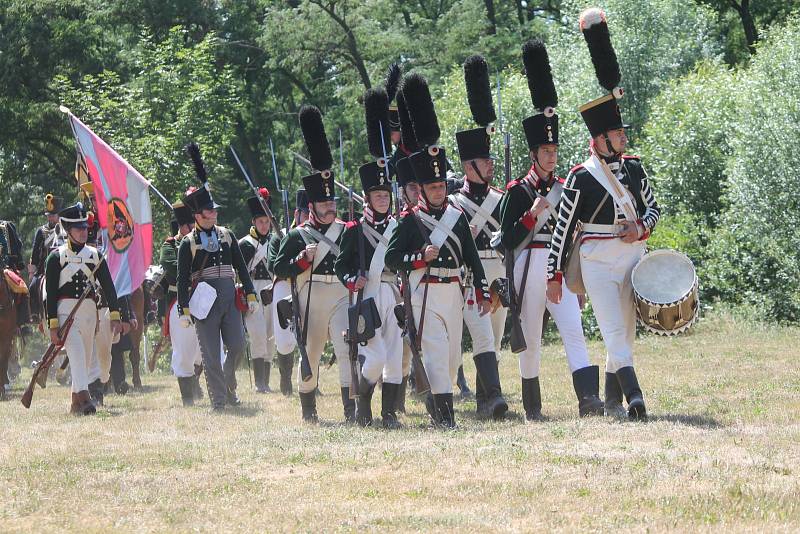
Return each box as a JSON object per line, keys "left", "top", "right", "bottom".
{"left": 179, "top": 315, "right": 193, "bottom": 328}
{"left": 247, "top": 299, "right": 259, "bottom": 315}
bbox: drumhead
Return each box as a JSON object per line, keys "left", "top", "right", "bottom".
{"left": 632, "top": 249, "right": 696, "bottom": 305}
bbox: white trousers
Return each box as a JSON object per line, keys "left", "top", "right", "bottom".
{"left": 169, "top": 301, "right": 203, "bottom": 378}
{"left": 88, "top": 307, "right": 113, "bottom": 383}
{"left": 580, "top": 239, "right": 646, "bottom": 373}
{"left": 246, "top": 279, "right": 275, "bottom": 362}
{"left": 462, "top": 257, "right": 506, "bottom": 357}
{"left": 58, "top": 299, "right": 97, "bottom": 393}
{"left": 272, "top": 279, "right": 296, "bottom": 355}
{"left": 514, "top": 248, "right": 591, "bottom": 379}
{"left": 296, "top": 280, "right": 350, "bottom": 393}
{"left": 360, "top": 283, "right": 404, "bottom": 385}
{"left": 412, "top": 280, "right": 464, "bottom": 394}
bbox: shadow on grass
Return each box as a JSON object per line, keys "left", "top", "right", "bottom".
{"left": 648, "top": 413, "right": 724, "bottom": 428}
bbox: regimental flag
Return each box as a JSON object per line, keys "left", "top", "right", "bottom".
{"left": 62, "top": 107, "right": 153, "bottom": 297}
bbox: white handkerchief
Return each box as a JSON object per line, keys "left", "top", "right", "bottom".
{"left": 189, "top": 281, "right": 217, "bottom": 320}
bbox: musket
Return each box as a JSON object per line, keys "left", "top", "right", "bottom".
{"left": 272, "top": 146, "right": 313, "bottom": 382}
{"left": 344, "top": 186, "right": 361, "bottom": 399}
{"left": 497, "top": 76, "right": 527, "bottom": 353}
{"left": 230, "top": 145, "right": 285, "bottom": 240}
{"left": 147, "top": 334, "right": 167, "bottom": 372}
{"left": 22, "top": 251, "right": 110, "bottom": 408}
{"left": 392, "top": 180, "right": 431, "bottom": 395}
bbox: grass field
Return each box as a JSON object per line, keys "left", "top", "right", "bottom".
{"left": 2, "top": 311, "right": 800, "bottom": 532}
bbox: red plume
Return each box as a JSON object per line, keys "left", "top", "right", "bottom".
{"left": 259, "top": 187, "right": 270, "bottom": 200}
{"left": 87, "top": 211, "right": 95, "bottom": 227}
{"left": 185, "top": 186, "right": 198, "bottom": 196}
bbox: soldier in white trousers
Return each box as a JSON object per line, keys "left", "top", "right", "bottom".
{"left": 386, "top": 73, "right": 491, "bottom": 428}
{"left": 240, "top": 188, "right": 278, "bottom": 393}
{"left": 44, "top": 203, "right": 121, "bottom": 415}
{"left": 335, "top": 88, "right": 404, "bottom": 428}
{"left": 547, "top": 9, "right": 660, "bottom": 420}
{"left": 449, "top": 54, "right": 509, "bottom": 420}
{"left": 500, "top": 38, "right": 603, "bottom": 420}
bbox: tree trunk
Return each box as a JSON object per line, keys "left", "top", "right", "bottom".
{"left": 310, "top": 1, "right": 371, "bottom": 89}
{"left": 731, "top": 0, "right": 759, "bottom": 53}
{"left": 484, "top": 0, "right": 497, "bottom": 35}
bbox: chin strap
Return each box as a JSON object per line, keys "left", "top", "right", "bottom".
{"left": 602, "top": 133, "right": 620, "bottom": 158}
{"left": 469, "top": 161, "right": 491, "bottom": 184}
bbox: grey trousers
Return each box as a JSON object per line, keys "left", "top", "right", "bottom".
{"left": 194, "top": 277, "right": 246, "bottom": 408}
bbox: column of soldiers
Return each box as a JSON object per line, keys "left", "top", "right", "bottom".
{"left": 11, "top": 7, "right": 659, "bottom": 424}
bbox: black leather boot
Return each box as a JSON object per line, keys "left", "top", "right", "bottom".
{"left": 394, "top": 375, "right": 407, "bottom": 414}
{"left": 341, "top": 387, "right": 356, "bottom": 423}
{"left": 473, "top": 352, "right": 508, "bottom": 420}
{"left": 177, "top": 377, "right": 195, "bottom": 407}
{"left": 355, "top": 378, "right": 375, "bottom": 427}
{"left": 434, "top": 393, "right": 456, "bottom": 429}
{"left": 299, "top": 391, "right": 318, "bottom": 423}
{"left": 226, "top": 386, "right": 242, "bottom": 407}
{"left": 571, "top": 365, "right": 605, "bottom": 417}
{"left": 278, "top": 354, "right": 293, "bottom": 396}
{"left": 522, "top": 377, "right": 544, "bottom": 422}
{"left": 88, "top": 378, "right": 104, "bottom": 407}
{"left": 381, "top": 382, "right": 401, "bottom": 429}
{"left": 263, "top": 361, "right": 273, "bottom": 393}
{"left": 616, "top": 366, "right": 647, "bottom": 420}
{"left": 252, "top": 359, "right": 268, "bottom": 393}
{"left": 425, "top": 392, "right": 441, "bottom": 425}
{"left": 604, "top": 371, "right": 626, "bottom": 417}
{"left": 456, "top": 365, "right": 473, "bottom": 400}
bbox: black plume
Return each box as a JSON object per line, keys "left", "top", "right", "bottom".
{"left": 384, "top": 63, "right": 402, "bottom": 103}
{"left": 522, "top": 38, "right": 558, "bottom": 111}
{"left": 298, "top": 105, "right": 333, "bottom": 171}
{"left": 580, "top": 8, "right": 621, "bottom": 92}
{"left": 396, "top": 91, "right": 419, "bottom": 153}
{"left": 463, "top": 54, "right": 496, "bottom": 127}
{"left": 400, "top": 73, "right": 440, "bottom": 147}
{"left": 184, "top": 142, "right": 208, "bottom": 184}
{"left": 364, "top": 88, "right": 392, "bottom": 159}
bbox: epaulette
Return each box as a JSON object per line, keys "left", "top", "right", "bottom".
{"left": 622, "top": 154, "right": 640, "bottom": 161}
{"left": 555, "top": 175, "right": 566, "bottom": 184}
{"left": 569, "top": 163, "right": 586, "bottom": 174}
{"left": 506, "top": 178, "right": 524, "bottom": 191}
{"left": 345, "top": 219, "right": 359, "bottom": 229}
{"left": 489, "top": 185, "right": 505, "bottom": 194}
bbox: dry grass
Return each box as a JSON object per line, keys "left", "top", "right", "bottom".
{"left": 2, "top": 311, "right": 800, "bottom": 533}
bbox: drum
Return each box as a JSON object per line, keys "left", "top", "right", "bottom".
{"left": 631, "top": 249, "right": 699, "bottom": 336}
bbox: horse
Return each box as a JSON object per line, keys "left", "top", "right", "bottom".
{"left": 0, "top": 276, "right": 19, "bottom": 400}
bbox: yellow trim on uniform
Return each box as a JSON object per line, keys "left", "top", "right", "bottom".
{"left": 182, "top": 309, "right": 191, "bottom": 316}
{"left": 109, "top": 311, "right": 121, "bottom": 321}
{"left": 247, "top": 293, "right": 257, "bottom": 303}
{"left": 49, "top": 318, "right": 60, "bottom": 329}
{"left": 579, "top": 93, "right": 615, "bottom": 113}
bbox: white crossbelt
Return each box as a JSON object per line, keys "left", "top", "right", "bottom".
{"left": 478, "top": 250, "right": 500, "bottom": 259}
{"left": 581, "top": 223, "right": 624, "bottom": 234}
{"left": 308, "top": 274, "right": 338, "bottom": 284}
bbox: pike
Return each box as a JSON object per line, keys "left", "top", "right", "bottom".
{"left": 270, "top": 145, "right": 313, "bottom": 382}
{"left": 344, "top": 186, "right": 361, "bottom": 399}
{"left": 230, "top": 145, "right": 285, "bottom": 240}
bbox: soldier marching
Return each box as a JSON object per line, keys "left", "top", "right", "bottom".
{"left": 10, "top": 6, "right": 674, "bottom": 426}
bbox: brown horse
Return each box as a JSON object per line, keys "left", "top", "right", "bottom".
{"left": 0, "top": 276, "right": 19, "bottom": 400}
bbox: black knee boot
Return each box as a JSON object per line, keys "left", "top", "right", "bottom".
{"left": 278, "top": 354, "right": 293, "bottom": 396}
{"left": 473, "top": 352, "right": 508, "bottom": 420}
{"left": 394, "top": 375, "right": 407, "bottom": 414}
{"left": 193, "top": 364, "right": 204, "bottom": 400}
{"left": 616, "top": 367, "right": 647, "bottom": 420}
{"left": 571, "top": 365, "right": 605, "bottom": 417}
{"left": 381, "top": 382, "right": 401, "bottom": 429}
{"left": 88, "top": 378, "right": 104, "bottom": 407}
{"left": 177, "top": 377, "right": 195, "bottom": 406}
{"left": 252, "top": 359, "right": 268, "bottom": 393}
{"left": 522, "top": 377, "right": 543, "bottom": 422}
{"left": 356, "top": 377, "right": 376, "bottom": 428}
{"left": 300, "top": 391, "right": 318, "bottom": 423}
{"left": 341, "top": 387, "right": 356, "bottom": 423}
{"left": 604, "top": 371, "right": 626, "bottom": 417}
{"left": 434, "top": 393, "right": 456, "bottom": 429}
{"left": 456, "top": 365, "right": 473, "bottom": 399}
{"left": 264, "top": 361, "right": 273, "bottom": 393}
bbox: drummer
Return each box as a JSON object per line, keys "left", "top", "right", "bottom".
{"left": 545, "top": 8, "right": 660, "bottom": 420}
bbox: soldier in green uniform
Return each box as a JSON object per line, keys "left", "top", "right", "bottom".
{"left": 385, "top": 73, "right": 491, "bottom": 428}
